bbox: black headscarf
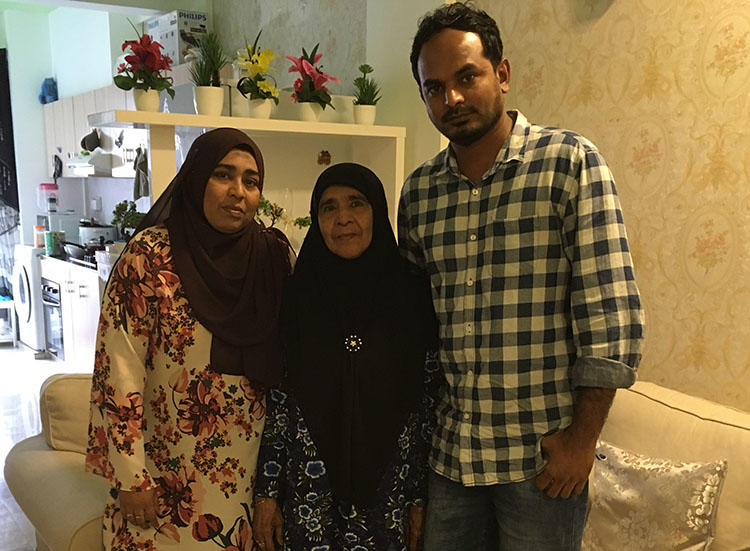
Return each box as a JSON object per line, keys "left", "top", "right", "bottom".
{"left": 135, "top": 128, "right": 291, "bottom": 386}
{"left": 283, "top": 163, "right": 437, "bottom": 505}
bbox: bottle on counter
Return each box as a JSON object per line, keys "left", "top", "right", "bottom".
{"left": 33, "top": 225, "right": 46, "bottom": 248}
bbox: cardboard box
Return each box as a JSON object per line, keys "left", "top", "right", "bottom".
{"left": 144, "top": 10, "right": 210, "bottom": 65}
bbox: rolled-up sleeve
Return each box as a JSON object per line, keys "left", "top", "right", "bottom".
{"left": 563, "top": 147, "right": 645, "bottom": 389}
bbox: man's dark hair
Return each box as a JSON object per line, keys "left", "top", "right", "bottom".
{"left": 410, "top": 2, "right": 503, "bottom": 85}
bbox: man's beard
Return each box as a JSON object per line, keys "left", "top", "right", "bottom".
{"left": 438, "top": 102, "right": 503, "bottom": 147}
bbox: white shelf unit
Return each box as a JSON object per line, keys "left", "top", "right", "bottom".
{"left": 88, "top": 110, "right": 406, "bottom": 247}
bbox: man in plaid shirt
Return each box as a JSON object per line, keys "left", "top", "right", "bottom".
{"left": 399, "top": 3, "right": 644, "bottom": 550}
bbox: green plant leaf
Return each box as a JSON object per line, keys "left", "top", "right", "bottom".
{"left": 113, "top": 75, "right": 134, "bottom": 90}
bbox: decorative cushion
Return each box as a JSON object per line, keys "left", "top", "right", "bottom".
{"left": 40, "top": 373, "right": 93, "bottom": 454}
{"left": 582, "top": 440, "right": 728, "bottom": 551}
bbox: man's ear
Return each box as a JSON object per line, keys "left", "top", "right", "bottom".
{"left": 496, "top": 58, "right": 510, "bottom": 94}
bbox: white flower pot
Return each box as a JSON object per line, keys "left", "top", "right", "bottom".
{"left": 353, "top": 104, "right": 377, "bottom": 125}
{"left": 194, "top": 86, "right": 225, "bottom": 116}
{"left": 295, "top": 102, "right": 323, "bottom": 122}
{"left": 133, "top": 89, "right": 160, "bottom": 112}
{"left": 248, "top": 98, "right": 274, "bottom": 119}
{"left": 230, "top": 87, "right": 250, "bottom": 117}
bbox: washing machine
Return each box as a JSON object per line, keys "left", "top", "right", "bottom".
{"left": 12, "top": 244, "right": 45, "bottom": 350}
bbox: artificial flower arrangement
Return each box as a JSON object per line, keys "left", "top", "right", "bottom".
{"left": 286, "top": 44, "right": 340, "bottom": 109}
{"left": 236, "top": 31, "right": 280, "bottom": 104}
{"left": 188, "top": 32, "right": 230, "bottom": 87}
{"left": 113, "top": 28, "right": 175, "bottom": 99}
{"left": 353, "top": 64, "right": 382, "bottom": 105}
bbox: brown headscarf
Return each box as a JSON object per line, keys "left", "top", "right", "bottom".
{"left": 135, "top": 127, "right": 291, "bottom": 385}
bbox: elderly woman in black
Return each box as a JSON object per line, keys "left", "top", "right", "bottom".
{"left": 252, "top": 163, "right": 438, "bottom": 551}
{"left": 86, "top": 128, "right": 291, "bottom": 550}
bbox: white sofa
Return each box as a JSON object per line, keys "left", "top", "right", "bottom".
{"left": 595, "top": 381, "right": 750, "bottom": 550}
{"left": 4, "top": 374, "right": 750, "bottom": 551}
{"left": 4, "top": 374, "right": 107, "bottom": 551}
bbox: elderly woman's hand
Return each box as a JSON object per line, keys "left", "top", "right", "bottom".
{"left": 405, "top": 503, "right": 425, "bottom": 551}
{"left": 252, "top": 497, "right": 283, "bottom": 551}
{"left": 119, "top": 488, "right": 159, "bottom": 529}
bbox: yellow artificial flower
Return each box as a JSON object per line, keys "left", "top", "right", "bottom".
{"left": 249, "top": 49, "right": 277, "bottom": 77}
{"left": 258, "top": 79, "right": 279, "bottom": 98}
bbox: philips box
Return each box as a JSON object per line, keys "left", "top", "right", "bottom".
{"left": 144, "top": 10, "right": 209, "bottom": 65}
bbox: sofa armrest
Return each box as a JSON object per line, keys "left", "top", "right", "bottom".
{"left": 4, "top": 434, "right": 108, "bottom": 551}
{"left": 40, "top": 373, "right": 93, "bottom": 454}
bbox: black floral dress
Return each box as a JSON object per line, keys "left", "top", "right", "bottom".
{"left": 254, "top": 355, "right": 439, "bottom": 551}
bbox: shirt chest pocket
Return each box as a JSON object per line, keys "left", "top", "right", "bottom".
{"left": 489, "top": 211, "right": 563, "bottom": 272}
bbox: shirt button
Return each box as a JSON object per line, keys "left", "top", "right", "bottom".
{"left": 471, "top": 188, "right": 479, "bottom": 196}
{"left": 469, "top": 234, "right": 477, "bottom": 241}
{"left": 463, "top": 413, "right": 470, "bottom": 420}
{"left": 465, "top": 323, "right": 473, "bottom": 335}
{"left": 466, "top": 278, "right": 474, "bottom": 287}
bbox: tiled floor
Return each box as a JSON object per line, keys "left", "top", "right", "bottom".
{"left": 0, "top": 343, "right": 87, "bottom": 551}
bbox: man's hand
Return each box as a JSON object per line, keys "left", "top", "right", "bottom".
{"left": 119, "top": 488, "right": 159, "bottom": 529}
{"left": 536, "top": 428, "right": 595, "bottom": 498}
{"left": 536, "top": 387, "right": 616, "bottom": 499}
{"left": 404, "top": 504, "right": 425, "bottom": 551}
{"left": 252, "top": 498, "right": 283, "bottom": 551}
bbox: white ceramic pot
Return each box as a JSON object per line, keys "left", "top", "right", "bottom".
{"left": 230, "top": 87, "right": 250, "bottom": 117}
{"left": 248, "top": 98, "right": 274, "bottom": 119}
{"left": 295, "top": 101, "right": 323, "bottom": 122}
{"left": 194, "top": 86, "right": 225, "bottom": 116}
{"left": 353, "top": 104, "right": 377, "bottom": 125}
{"left": 133, "top": 89, "right": 160, "bottom": 112}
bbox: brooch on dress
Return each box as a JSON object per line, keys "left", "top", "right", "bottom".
{"left": 344, "top": 334, "right": 363, "bottom": 353}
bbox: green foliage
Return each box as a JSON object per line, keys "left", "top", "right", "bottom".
{"left": 111, "top": 200, "right": 145, "bottom": 231}
{"left": 256, "top": 196, "right": 311, "bottom": 229}
{"left": 189, "top": 32, "right": 230, "bottom": 87}
{"left": 293, "top": 216, "right": 312, "bottom": 228}
{"left": 353, "top": 64, "right": 382, "bottom": 105}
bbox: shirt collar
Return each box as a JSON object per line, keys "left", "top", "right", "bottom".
{"left": 435, "top": 110, "right": 530, "bottom": 178}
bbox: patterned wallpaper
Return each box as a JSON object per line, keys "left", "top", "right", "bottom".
{"left": 477, "top": 0, "right": 750, "bottom": 411}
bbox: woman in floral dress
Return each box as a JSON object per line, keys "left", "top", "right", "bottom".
{"left": 252, "top": 164, "right": 438, "bottom": 551}
{"left": 86, "top": 128, "right": 291, "bottom": 550}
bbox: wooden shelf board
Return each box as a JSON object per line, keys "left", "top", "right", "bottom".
{"left": 89, "top": 110, "right": 406, "bottom": 139}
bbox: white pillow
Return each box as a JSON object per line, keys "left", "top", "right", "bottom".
{"left": 582, "top": 440, "right": 728, "bottom": 551}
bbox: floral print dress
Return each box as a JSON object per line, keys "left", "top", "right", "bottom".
{"left": 255, "top": 356, "right": 439, "bottom": 551}
{"left": 86, "top": 226, "right": 265, "bottom": 551}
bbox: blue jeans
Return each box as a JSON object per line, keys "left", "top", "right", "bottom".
{"left": 424, "top": 471, "right": 588, "bottom": 551}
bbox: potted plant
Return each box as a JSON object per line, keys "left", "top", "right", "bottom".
{"left": 111, "top": 200, "right": 146, "bottom": 239}
{"left": 236, "top": 30, "right": 280, "bottom": 119}
{"left": 286, "top": 44, "right": 340, "bottom": 121}
{"left": 256, "top": 196, "right": 311, "bottom": 233}
{"left": 188, "top": 32, "right": 230, "bottom": 116}
{"left": 352, "top": 64, "right": 381, "bottom": 125}
{"left": 113, "top": 26, "right": 175, "bottom": 112}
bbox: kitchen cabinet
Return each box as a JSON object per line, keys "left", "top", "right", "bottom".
{"left": 39, "top": 256, "right": 101, "bottom": 368}
{"left": 88, "top": 110, "right": 406, "bottom": 229}
{"left": 43, "top": 85, "right": 135, "bottom": 178}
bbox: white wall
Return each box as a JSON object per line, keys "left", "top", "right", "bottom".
{"left": 366, "top": 0, "right": 445, "bottom": 178}
{"left": 49, "top": 7, "right": 112, "bottom": 97}
{"left": 3, "top": 10, "right": 53, "bottom": 245}
{"left": 0, "top": 12, "right": 6, "bottom": 48}
{"left": 211, "top": 0, "right": 367, "bottom": 97}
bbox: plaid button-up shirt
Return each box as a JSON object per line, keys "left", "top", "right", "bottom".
{"left": 397, "top": 111, "right": 644, "bottom": 486}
